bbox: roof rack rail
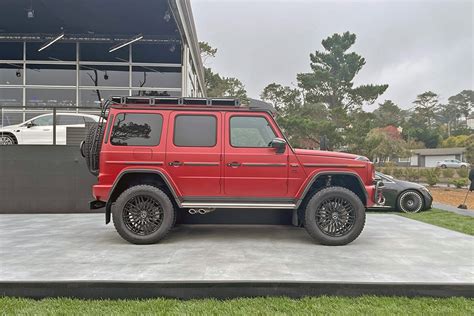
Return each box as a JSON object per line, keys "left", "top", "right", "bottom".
{"left": 109, "top": 96, "right": 241, "bottom": 107}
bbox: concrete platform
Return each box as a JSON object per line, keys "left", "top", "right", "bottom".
{"left": 0, "top": 214, "right": 473, "bottom": 298}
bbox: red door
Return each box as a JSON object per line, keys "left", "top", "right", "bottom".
{"left": 224, "top": 112, "right": 288, "bottom": 197}
{"left": 165, "top": 111, "right": 222, "bottom": 197}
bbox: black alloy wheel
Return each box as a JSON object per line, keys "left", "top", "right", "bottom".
{"left": 113, "top": 185, "right": 175, "bottom": 244}
{"left": 304, "top": 186, "right": 365, "bottom": 246}
{"left": 315, "top": 196, "right": 356, "bottom": 237}
{"left": 122, "top": 195, "right": 164, "bottom": 236}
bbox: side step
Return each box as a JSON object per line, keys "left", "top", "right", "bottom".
{"left": 181, "top": 202, "right": 296, "bottom": 209}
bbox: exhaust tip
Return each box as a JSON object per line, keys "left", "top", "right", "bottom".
{"left": 188, "top": 208, "right": 196, "bottom": 215}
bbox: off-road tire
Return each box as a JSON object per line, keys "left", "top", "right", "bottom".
{"left": 304, "top": 186, "right": 366, "bottom": 246}
{"left": 112, "top": 185, "right": 175, "bottom": 244}
{"left": 397, "top": 190, "right": 424, "bottom": 213}
{"left": 83, "top": 122, "right": 105, "bottom": 176}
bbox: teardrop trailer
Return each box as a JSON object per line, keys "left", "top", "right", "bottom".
{"left": 81, "top": 96, "right": 384, "bottom": 245}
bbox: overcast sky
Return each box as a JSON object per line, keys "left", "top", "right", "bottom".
{"left": 192, "top": 0, "right": 473, "bottom": 111}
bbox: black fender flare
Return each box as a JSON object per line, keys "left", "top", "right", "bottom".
{"left": 296, "top": 171, "right": 369, "bottom": 208}
{"left": 105, "top": 169, "right": 181, "bottom": 224}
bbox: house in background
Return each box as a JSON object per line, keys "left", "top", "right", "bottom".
{"left": 409, "top": 147, "right": 467, "bottom": 167}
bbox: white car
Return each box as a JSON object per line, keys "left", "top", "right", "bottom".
{"left": 436, "top": 159, "right": 470, "bottom": 169}
{"left": 0, "top": 113, "right": 100, "bottom": 145}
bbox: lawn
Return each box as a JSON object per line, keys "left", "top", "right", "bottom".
{"left": 396, "top": 208, "right": 474, "bottom": 236}
{"left": 1, "top": 296, "right": 473, "bottom": 315}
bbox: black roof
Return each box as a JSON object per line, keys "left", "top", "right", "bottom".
{"left": 0, "top": 0, "right": 179, "bottom": 39}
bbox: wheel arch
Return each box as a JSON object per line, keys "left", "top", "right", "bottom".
{"left": 105, "top": 169, "right": 181, "bottom": 223}
{"left": 297, "top": 171, "right": 368, "bottom": 209}
{"left": 0, "top": 132, "right": 18, "bottom": 144}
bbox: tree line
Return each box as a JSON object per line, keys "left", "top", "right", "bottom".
{"left": 200, "top": 32, "right": 473, "bottom": 163}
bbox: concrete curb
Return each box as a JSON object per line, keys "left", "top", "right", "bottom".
{"left": 432, "top": 202, "right": 474, "bottom": 217}
{"left": 1, "top": 281, "right": 473, "bottom": 299}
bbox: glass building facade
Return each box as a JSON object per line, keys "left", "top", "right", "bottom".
{"left": 0, "top": 40, "right": 203, "bottom": 125}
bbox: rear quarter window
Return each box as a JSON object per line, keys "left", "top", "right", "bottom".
{"left": 110, "top": 113, "right": 163, "bottom": 146}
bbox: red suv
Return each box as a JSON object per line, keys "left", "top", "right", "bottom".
{"left": 81, "top": 96, "right": 383, "bottom": 246}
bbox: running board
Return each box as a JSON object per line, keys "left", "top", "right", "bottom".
{"left": 181, "top": 202, "right": 296, "bottom": 209}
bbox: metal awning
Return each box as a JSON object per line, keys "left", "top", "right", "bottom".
{"left": 0, "top": 0, "right": 180, "bottom": 41}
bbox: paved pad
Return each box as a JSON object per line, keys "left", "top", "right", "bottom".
{"left": 0, "top": 214, "right": 472, "bottom": 283}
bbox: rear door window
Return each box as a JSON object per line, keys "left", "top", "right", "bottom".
{"left": 173, "top": 115, "right": 217, "bottom": 147}
{"left": 110, "top": 113, "right": 163, "bottom": 146}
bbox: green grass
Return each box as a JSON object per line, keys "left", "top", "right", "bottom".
{"left": 1, "top": 296, "right": 473, "bottom": 315}
{"left": 396, "top": 208, "right": 474, "bottom": 236}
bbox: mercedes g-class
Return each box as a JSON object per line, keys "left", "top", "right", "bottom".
{"left": 81, "top": 96, "right": 383, "bottom": 245}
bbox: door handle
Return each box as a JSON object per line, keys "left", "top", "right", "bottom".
{"left": 168, "top": 161, "right": 183, "bottom": 167}
{"left": 226, "top": 162, "right": 241, "bottom": 168}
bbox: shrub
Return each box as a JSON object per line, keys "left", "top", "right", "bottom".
{"left": 451, "top": 178, "right": 468, "bottom": 189}
{"left": 457, "top": 168, "right": 468, "bottom": 178}
{"left": 378, "top": 167, "right": 386, "bottom": 174}
{"left": 385, "top": 161, "right": 396, "bottom": 169}
{"left": 384, "top": 168, "right": 393, "bottom": 176}
{"left": 442, "top": 168, "right": 455, "bottom": 179}
{"left": 393, "top": 168, "right": 403, "bottom": 179}
{"left": 424, "top": 168, "right": 440, "bottom": 187}
{"left": 404, "top": 168, "right": 420, "bottom": 182}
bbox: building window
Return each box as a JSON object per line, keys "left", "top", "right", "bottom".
{"left": 173, "top": 115, "right": 217, "bottom": 147}
{"left": 110, "top": 113, "right": 163, "bottom": 146}
{"left": 398, "top": 157, "right": 410, "bottom": 163}
{"left": 79, "top": 89, "right": 129, "bottom": 107}
{"left": 80, "top": 65, "right": 129, "bottom": 87}
{"left": 0, "top": 42, "right": 23, "bottom": 60}
{"left": 26, "top": 89, "right": 76, "bottom": 107}
{"left": 26, "top": 64, "right": 76, "bottom": 86}
{"left": 132, "top": 44, "right": 181, "bottom": 63}
{"left": 26, "top": 42, "right": 76, "bottom": 61}
{"left": 230, "top": 116, "right": 276, "bottom": 148}
{"left": 80, "top": 43, "right": 129, "bottom": 62}
{"left": 0, "top": 88, "right": 23, "bottom": 126}
{"left": 132, "top": 66, "right": 181, "bottom": 89}
{"left": 0, "top": 64, "right": 23, "bottom": 85}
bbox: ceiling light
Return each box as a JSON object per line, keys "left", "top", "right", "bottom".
{"left": 16, "top": 70, "right": 21, "bottom": 77}
{"left": 104, "top": 71, "right": 109, "bottom": 80}
{"left": 27, "top": 9, "right": 34, "bottom": 19}
{"left": 169, "top": 44, "right": 176, "bottom": 52}
{"left": 38, "top": 33, "right": 65, "bottom": 52}
{"left": 109, "top": 34, "right": 143, "bottom": 53}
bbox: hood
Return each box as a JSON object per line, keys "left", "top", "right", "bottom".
{"left": 294, "top": 148, "right": 361, "bottom": 160}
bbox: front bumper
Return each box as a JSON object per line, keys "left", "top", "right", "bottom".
{"left": 420, "top": 189, "right": 433, "bottom": 210}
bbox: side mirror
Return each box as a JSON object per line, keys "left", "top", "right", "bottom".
{"left": 26, "top": 122, "right": 34, "bottom": 128}
{"left": 269, "top": 137, "right": 286, "bottom": 154}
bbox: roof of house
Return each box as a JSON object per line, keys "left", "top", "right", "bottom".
{"left": 411, "top": 147, "right": 466, "bottom": 156}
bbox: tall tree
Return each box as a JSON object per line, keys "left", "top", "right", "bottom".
{"left": 262, "top": 32, "right": 388, "bottom": 150}
{"left": 373, "top": 100, "right": 403, "bottom": 127}
{"left": 297, "top": 32, "right": 388, "bottom": 117}
{"left": 199, "top": 42, "right": 248, "bottom": 101}
{"left": 448, "top": 90, "right": 473, "bottom": 121}
{"left": 413, "top": 91, "right": 439, "bottom": 127}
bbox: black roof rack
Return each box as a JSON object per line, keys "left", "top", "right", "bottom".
{"left": 110, "top": 96, "right": 241, "bottom": 107}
